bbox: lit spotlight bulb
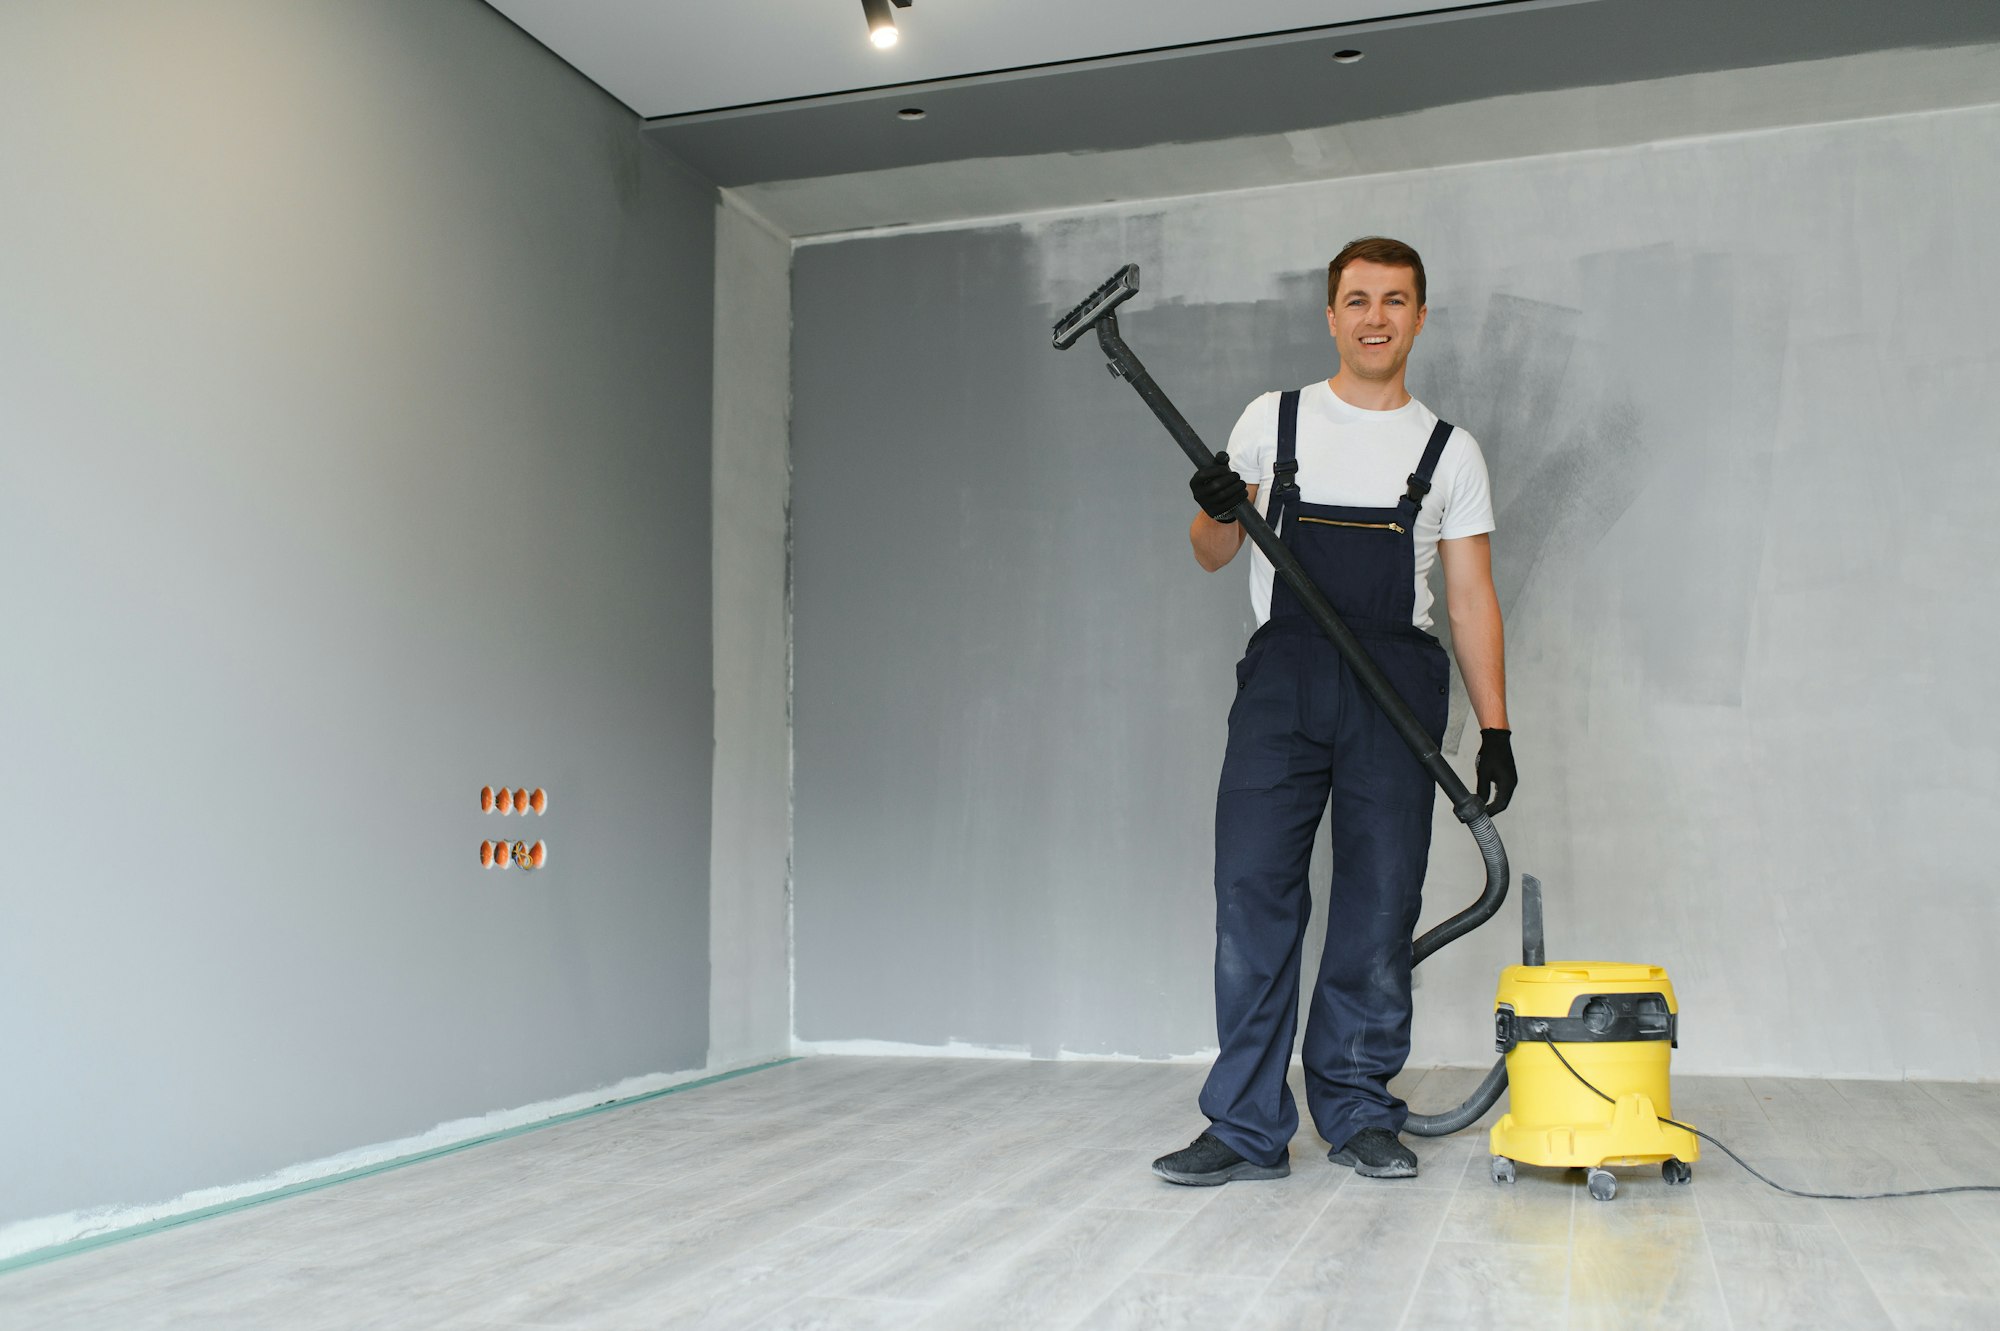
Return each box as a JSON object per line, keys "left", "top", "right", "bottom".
{"left": 861, "top": 0, "right": 898, "bottom": 49}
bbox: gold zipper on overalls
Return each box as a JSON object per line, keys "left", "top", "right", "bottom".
{"left": 1296, "top": 517, "right": 1406, "bottom": 534}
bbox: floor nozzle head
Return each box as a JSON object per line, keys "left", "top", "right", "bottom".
{"left": 1052, "top": 263, "right": 1141, "bottom": 349}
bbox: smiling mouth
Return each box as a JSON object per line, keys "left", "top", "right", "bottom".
{"left": 1360, "top": 336, "right": 1391, "bottom": 346}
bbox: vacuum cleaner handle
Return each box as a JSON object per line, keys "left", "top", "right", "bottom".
{"left": 1053, "top": 263, "right": 1514, "bottom": 1078}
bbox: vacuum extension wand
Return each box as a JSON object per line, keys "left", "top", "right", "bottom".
{"left": 1055, "top": 263, "right": 1512, "bottom": 1136}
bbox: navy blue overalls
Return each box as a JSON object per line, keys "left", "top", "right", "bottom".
{"left": 1198, "top": 390, "right": 1456, "bottom": 1166}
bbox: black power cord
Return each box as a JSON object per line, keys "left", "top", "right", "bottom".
{"left": 1533, "top": 1036, "right": 2000, "bottom": 1200}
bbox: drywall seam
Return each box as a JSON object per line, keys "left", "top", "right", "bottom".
{"left": 0, "top": 1058, "right": 794, "bottom": 1271}
{"left": 761, "top": 42, "right": 2000, "bottom": 243}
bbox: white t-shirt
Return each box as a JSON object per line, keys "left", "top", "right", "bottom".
{"left": 1225, "top": 381, "right": 1495, "bottom": 631}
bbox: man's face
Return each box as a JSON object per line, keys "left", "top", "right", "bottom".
{"left": 1326, "top": 260, "right": 1426, "bottom": 382}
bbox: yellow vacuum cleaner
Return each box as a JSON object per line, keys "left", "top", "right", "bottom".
{"left": 1488, "top": 957, "right": 1699, "bottom": 1200}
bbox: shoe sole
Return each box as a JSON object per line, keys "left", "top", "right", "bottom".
{"left": 1328, "top": 1148, "right": 1418, "bottom": 1179}
{"left": 1151, "top": 1159, "right": 1291, "bottom": 1187}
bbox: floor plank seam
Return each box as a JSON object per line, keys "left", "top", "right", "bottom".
{"left": 1825, "top": 1203, "right": 1901, "bottom": 1329}
{"left": 1238, "top": 1167, "right": 1347, "bottom": 1330}
{"left": 1388, "top": 1143, "right": 1461, "bottom": 1331}
{"left": 1695, "top": 1203, "right": 1738, "bottom": 1331}
{"left": 1946, "top": 1192, "right": 2000, "bottom": 1264}
{"left": 1562, "top": 1149, "right": 1577, "bottom": 1331}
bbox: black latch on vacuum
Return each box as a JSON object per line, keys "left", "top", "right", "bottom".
{"left": 1495, "top": 993, "right": 1677, "bottom": 1052}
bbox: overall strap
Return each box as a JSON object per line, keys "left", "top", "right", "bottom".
{"left": 1269, "top": 389, "right": 1301, "bottom": 533}
{"left": 1398, "top": 418, "right": 1455, "bottom": 520}
{"left": 1274, "top": 390, "right": 1301, "bottom": 488}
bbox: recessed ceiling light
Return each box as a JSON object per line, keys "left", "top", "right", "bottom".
{"left": 1332, "top": 49, "right": 1365, "bottom": 63}
{"left": 897, "top": 107, "right": 926, "bottom": 121}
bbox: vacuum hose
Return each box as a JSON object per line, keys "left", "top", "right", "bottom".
{"left": 1402, "top": 829, "right": 1521, "bottom": 1136}
{"left": 1054, "top": 265, "right": 1514, "bottom": 1137}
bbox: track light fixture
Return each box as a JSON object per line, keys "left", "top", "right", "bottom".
{"left": 861, "top": 0, "right": 912, "bottom": 50}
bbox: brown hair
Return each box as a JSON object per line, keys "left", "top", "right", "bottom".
{"left": 1327, "top": 236, "right": 1426, "bottom": 308}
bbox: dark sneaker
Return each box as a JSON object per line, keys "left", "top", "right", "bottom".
{"left": 1328, "top": 1127, "right": 1419, "bottom": 1179}
{"left": 1151, "top": 1132, "right": 1290, "bottom": 1186}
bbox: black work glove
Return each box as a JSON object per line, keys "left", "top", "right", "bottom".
{"left": 1190, "top": 452, "right": 1249, "bottom": 522}
{"left": 1476, "top": 728, "right": 1517, "bottom": 817}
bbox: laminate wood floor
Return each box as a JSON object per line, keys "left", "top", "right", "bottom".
{"left": 7, "top": 1058, "right": 2000, "bottom": 1329}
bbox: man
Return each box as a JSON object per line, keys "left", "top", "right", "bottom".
{"left": 1153, "top": 237, "right": 1516, "bottom": 1185}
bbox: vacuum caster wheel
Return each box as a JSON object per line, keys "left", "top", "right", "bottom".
{"left": 1663, "top": 1158, "right": 1693, "bottom": 1186}
{"left": 1491, "top": 1156, "right": 1516, "bottom": 1185}
{"left": 1586, "top": 1167, "right": 1618, "bottom": 1202}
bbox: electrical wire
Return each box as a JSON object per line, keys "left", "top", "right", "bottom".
{"left": 1532, "top": 1036, "right": 2000, "bottom": 1200}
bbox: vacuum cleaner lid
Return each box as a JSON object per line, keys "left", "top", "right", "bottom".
{"left": 1510, "top": 962, "right": 1669, "bottom": 985}
{"left": 1497, "top": 962, "right": 1680, "bottom": 1018}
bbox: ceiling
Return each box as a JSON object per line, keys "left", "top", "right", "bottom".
{"left": 483, "top": 0, "right": 1503, "bottom": 118}
{"left": 488, "top": 0, "right": 2000, "bottom": 189}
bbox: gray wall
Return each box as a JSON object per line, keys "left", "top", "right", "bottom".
{"left": 740, "top": 42, "right": 2000, "bottom": 239}
{"left": 0, "top": 0, "right": 714, "bottom": 1229}
{"left": 708, "top": 196, "right": 794, "bottom": 1070}
{"left": 791, "top": 98, "right": 2000, "bottom": 1079}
